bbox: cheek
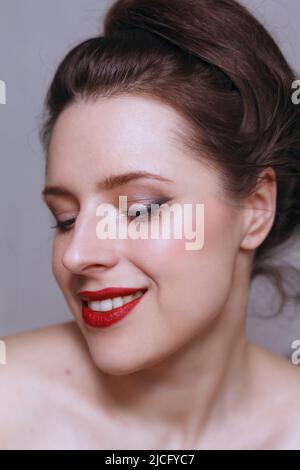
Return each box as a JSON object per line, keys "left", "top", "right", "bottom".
{"left": 128, "top": 201, "right": 237, "bottom": 279}
{"left": 128, "top": 204, "right": 239, "bottom": 322}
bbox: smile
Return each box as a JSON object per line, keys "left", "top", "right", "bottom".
{"left": 78, "top": 287, "right": 147, "bottom": 328}
{"left": 87, "top": 290, "right": 144, "bottom": 312}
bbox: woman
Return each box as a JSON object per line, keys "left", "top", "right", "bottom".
{"left": 1, "top": 0, "right": 300, "bottom": 450}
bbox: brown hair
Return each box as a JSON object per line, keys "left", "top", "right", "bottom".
{"left": 40, "top": 0, "right": 300, "bottom": 315}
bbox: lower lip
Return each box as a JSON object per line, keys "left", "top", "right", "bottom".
{"left": 82, "top": 293, "right": 146, "bottom": 328}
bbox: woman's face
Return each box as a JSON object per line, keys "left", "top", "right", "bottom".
{"left": 43, "top": 95, "right": 247, "bottom": 375}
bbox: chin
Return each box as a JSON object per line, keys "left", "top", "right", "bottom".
{"left": 88, "top": 352, "right": 149, "bottom": 376}
{"left": 84, "top": 339, "right": 168, "bottom": 377}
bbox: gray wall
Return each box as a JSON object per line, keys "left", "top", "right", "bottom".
{"left": 1, "top": 0, "right": 300, "bottom": 360}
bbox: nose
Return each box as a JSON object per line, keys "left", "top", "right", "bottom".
{"left": 61, "top": 208, "right": 120, "bottom": 274}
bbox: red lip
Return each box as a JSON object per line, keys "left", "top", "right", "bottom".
{"left": 81, "top": 295, "right": 145, "bottom": 328}
{"left": 78, "top": 287, "right": 147, "bottom": 302}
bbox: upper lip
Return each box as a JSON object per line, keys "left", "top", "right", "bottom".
{"left": 78, "top": 287, "right": 147, "bottom": 302}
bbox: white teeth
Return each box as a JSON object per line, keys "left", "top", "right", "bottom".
{"left": 87, "top": 290, "right": 144, "bottom": 313}
{"left": 99, "top": 299, "right": 113, "bottom": 312}
{"left": 88, "top": 301, "right": 101, "bottom": 311}
{"left": 112, "top": 297, "right": 124, "bottom": 308}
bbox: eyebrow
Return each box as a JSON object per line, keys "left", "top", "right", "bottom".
{"left": 41, "top": 171, "right": 173, "bottom": 200}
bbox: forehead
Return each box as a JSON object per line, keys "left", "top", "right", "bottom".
{"left": 47, "top": 95, "right": 189, "bottom": 177}
{"left": 45, "top": 94, "right": 223, "bottom": 201}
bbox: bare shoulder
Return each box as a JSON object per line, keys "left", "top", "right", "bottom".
{"left": 248, "top": 343, "right": 300, "bottom": 449}
{"left": 1, "top": 321, "right": 88, "bottom": 377}
{"left": 0, "top": 321, "right": 95, "bottom": 449}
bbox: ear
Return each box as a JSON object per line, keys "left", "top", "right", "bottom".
{"left": 240, "top": 167, "right": 277, "bottom": 251}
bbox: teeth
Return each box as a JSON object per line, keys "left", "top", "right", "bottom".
{"left": 112, "top": 297, "right": 124, "bottom": 308}
{"left": 97, "top": 299, "right": 112, "bottom": 312}
{"left": 123, "top": 295, "right": 134, "bottom": 303}
{"left": 87, "top": 290, "right": 144, "bottom": 312}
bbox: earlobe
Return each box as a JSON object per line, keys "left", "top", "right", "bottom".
{"left": 240, "top": 168, "right": 277, "bottom": 251}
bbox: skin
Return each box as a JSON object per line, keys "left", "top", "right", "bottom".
{"left": 1, "top": 95, "right": 300, "bottom": 450}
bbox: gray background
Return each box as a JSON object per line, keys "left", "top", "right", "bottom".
{"left": 1, "top": 0, "right": 300, "bottom": 360}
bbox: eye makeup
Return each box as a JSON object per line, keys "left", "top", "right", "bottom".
{"left": 50, "top": 196, "right": 172, "bottom": 233}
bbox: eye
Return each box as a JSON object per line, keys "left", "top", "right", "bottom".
{"left": 51, "top": 217, "right": 76, "bottom": 233}
{"left": 127, "top": 199, "right": 169, "bottom": 221}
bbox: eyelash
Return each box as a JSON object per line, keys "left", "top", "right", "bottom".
{"left": 51, "top": 218, "right": 77, "bottom": 233}
{"left": 50, "top": 199, "right": 169, "bottom": 234}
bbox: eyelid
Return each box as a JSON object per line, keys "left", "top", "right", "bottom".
{"left": 51, "top": 217, "right": 76, "bottom": 233}
{"left": 127, "top": 197, "right": 170, "bottom": 206}
{"left": 50, "top": 197, "right": 171, "bottom": 232}
{"left": 126, "top": 198, "right": 170, "bottom": 219}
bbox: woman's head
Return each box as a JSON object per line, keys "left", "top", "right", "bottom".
{"left": 41, "top": 0, "right": 300, "bottom": 374}
{"left": 43, "top": 94, "right": 275, "bottom": 374}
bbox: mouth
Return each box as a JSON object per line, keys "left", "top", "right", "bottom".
{"left": 79, "top": 287, "right": 148, "bottom": 328}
